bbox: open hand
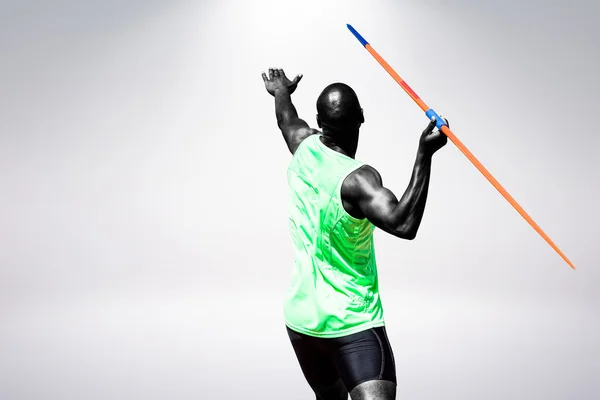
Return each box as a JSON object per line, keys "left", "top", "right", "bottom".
{"left": 261, "top": 68, "right": 303, "bottom": 97}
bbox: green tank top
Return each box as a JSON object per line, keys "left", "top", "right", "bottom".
{"left": 284, "top": 134, "right": 385, "bottom": 338}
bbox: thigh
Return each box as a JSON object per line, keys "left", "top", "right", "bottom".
{"left": 332, "top": 326, "right": 397, "bottom": 393}
{"left": 286, "top": 326, "right": 342, "bottom": 391}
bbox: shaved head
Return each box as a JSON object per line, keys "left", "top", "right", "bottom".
{"left": 316, "top": 83, "right": 363, "bottom": 130}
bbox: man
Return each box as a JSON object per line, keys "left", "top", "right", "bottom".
{"left": 261, "top": 68, "right": 448, "bottom": 400}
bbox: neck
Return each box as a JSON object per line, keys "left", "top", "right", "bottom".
{"left": 321, "top": 128, "right": 358, "bottom": 159}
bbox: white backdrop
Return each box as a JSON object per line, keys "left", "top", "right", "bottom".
{"left": 1, "top": 0, "right": 598, "bottom": 399}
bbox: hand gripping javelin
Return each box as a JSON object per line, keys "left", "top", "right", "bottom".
{"left": 347, "top": 24, "right": 575, "bottom": 270}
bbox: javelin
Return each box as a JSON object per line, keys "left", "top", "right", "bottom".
{"left": 346, "top": 24, "right": 575, "bottom": 270}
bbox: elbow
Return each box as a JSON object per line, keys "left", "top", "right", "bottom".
{"left": 392, "top": 216, "right": 421, "bottom": 240}
{"left": 401, "top": 231, "right": 417, "bottom": 240}
{"left": 276, "top": 118, "right": 285, "bottom": 130}
{"left": 394, "top": 227, "right": 417, "bottom": 240}
{"left": 277, "top": 120, "right": 292, "bottom": 134}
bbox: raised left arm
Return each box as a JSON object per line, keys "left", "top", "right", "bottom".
{"left": 262, "top": 68, "right": 317, "bottom": 154}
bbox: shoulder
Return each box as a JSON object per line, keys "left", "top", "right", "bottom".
{"left": 346, "top": 164, "right": 382, "bottom": 186}
{"left": 290, "top": 127, "right": 320, "bottom": 154}
{"left": 342, "top": 164, "right": 382, "bottom": 199}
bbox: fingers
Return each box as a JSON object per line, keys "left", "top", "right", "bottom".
{"left": 423, "top": 117, "right": 437, "bottom": 134}
{"left": 292, "top": 74, "right": 303, "bottom": 85}
{"left": 424, "top": 116, "right": 450, "bottom": 134}
{"left": 430, "top": 130, "right": 448, "bottom": 149}
{"left": 264, "top": 67, "right": 303, "bottom": 83}
{"left": 436, "top": 117, "right": 449, "bottom": 144}
{"left": 440, "top": 133, "right": 448, "bottom": 148}
{"left": 439, "top": 116, "right": 449, "bottom": 129}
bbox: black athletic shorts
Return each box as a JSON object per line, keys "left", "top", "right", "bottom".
{"left": 287, "top": 325, "right": 396, "bottom": 393}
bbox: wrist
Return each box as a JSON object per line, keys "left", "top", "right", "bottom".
{"left": 274, "top": 87, "right": 291, "bottom": 97}
{"left": 417, "top": 144, "right": 433, "bottom": 159}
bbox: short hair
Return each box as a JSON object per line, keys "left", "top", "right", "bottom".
{"left": 316, "top": 83, "right": 362, "bottom": 129}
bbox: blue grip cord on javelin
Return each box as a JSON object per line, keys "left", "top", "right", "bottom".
{"left": 425, "top": 109, "right": 447, "bottom": 129}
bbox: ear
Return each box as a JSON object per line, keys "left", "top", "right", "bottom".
{"left": 316, "top": 114, "right": 322, "bottom": 128}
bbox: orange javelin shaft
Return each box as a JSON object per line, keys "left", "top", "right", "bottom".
{"left": 347, "top": 24, "right": 575, "bottom": 270}
{"left": 438, "top": 125, "right": 576, "bottom": 270}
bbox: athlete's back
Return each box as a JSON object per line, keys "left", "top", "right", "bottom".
{"left": 284, "top": 134, "right": 385, "bottom": 338}
{"left": 262, "top": 67, "right": 447, "bottom": 400}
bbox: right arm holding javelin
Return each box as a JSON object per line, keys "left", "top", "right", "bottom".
{"left": 342, "top": 118, "right": 448, "bottom": 240}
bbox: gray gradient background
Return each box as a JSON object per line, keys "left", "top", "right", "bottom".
{"left": 1, "top": 0, "right": 598, "bottom": 399}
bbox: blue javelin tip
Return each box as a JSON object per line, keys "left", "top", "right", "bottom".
{"left": 346, "top": 24, "right": 369, "bottom": 47}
